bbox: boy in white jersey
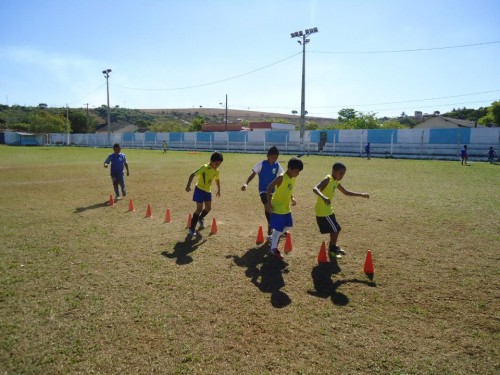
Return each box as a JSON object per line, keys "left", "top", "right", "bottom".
{"left": 313, "top": 162, "right": 369, "bottom": 259}
{"left": 266, "top": 157, "right": 304, "bottom": 260}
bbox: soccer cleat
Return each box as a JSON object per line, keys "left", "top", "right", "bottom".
{"left": 122, "top": 190, "right": 127, "bottom": 197}
{"left": 188, "top": 228, "right": 197, "bottom": 237}
{"left": 115, "top": 195, "right": 120, "bottom": 201}
{"left": 334, "top": 246, "right": 346, "bottom": 256}
{"left": 270, "top": 248, "right": 284, "bottom": 260}
{"left": 198, "top": 219, "right": 205, "bottom": 230}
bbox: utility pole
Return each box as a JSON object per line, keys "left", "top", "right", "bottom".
{"left": 84, "top": 103, "right": 89, "bottom": 133}
{"left": 290, "top": 27, "right": 318, "bottom": 151}
{"left": 66, "top": 105, "right": 69, "bottom": 145}
{"left": 225, "top": 94, "right": 228, "bottom": 131}
{"left": 102, "top": 69, "right": 112, "bottom": 145}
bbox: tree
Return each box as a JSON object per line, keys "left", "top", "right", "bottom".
{"left": 380, "top": 119, "right": 406, "bottom": 129}
{"left": 491, "top": 101, "right": 500, "bottom": 125}
{"left": 338, "top": 108, "right": 357, "bottom": 122}
{"left": 189, "top": 116, "right": 205, "bottom": 132}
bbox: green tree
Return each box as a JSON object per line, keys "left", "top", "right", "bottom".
{"left": 338, "top": 108, "right": 357, "bottom": 122}
{"left": 305, "top": 121, "right": 318, "bottom": 130}
{"left": 381, "top": 119, "right": 406, "bottom": 129}
{"left": 189, "top": 116, "right": 205, "bottom": 132}
{"left": 490, "top": 101, "right": 500, "bottom": 125}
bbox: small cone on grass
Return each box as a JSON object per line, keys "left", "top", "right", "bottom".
{"left": 284, "top": 232, "right": 293, "bottom": 253}
{"left": 363, "top": 250, "right": 374, "bottom": 277}
{"left": 109, "top": 194, "right": 114, "bottom": 206}
{"left": 256, "top": 225, "right": 265, "bottom": 244}
{"left": 210, "top": 217, "right": 218, "bottom": 234}
{"left": 164, "top": 208, "right": 171, "bottom": 223}
{"left": 185, "top": 213, "right": 192, "bottom": 229}
{"left": 145, "top": 204, "right": 152, "bottom": 218}
{"left": 128, "top": 199, "right": 135, "bottom": 212}
{"left": 317, "top": 241, "right": 328, "bottom": 263}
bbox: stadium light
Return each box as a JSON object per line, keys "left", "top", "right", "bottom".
{"left": 102, "top": 69, "right": 112, "bottom": 145}
{"left": 290, "top": 27, "right": 318, "bottom": 150}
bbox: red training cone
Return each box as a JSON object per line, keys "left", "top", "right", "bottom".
{"left": 128, "top": 199, "right": 135, "bottom": 212}
{"left": 145, "top": 204, "right": 153, "bottom": 218}
{"left": 210, "top": 217, "right": 218, "bottom": 234}
{"left": 317, "top": 241, "right": 328, "bottom": 263}
{"left": 363, "top": 250, "right": 374, "bottom": 276}
{"left": 256, "top": 225, "right": 265, "bottom": 244}
{"left": 109, "top": 194, "right": 115, "bottom": 207}
{"left": 284, "top": 232, "right": 293, "bottom": 253}
{"left": 164, "top": 208, "right": 171, "bottom": 223}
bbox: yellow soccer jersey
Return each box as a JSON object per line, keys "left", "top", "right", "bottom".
{"left": 271, "top": 172, "right": 296, "bottom": 215}
{"left": 194, "top": 163, "right": 219, "bottom": 192}
{"left": 315, "top": 175, "right": 340, "bottom": 217}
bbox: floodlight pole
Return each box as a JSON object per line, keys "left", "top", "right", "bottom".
{"left": 102, "top": 69, "right": 112, "bottom": 145}
{"left": 225, "top": 94, "right": 228, "bottom": 131}
{"left": 290, "top": 27, "right": 318, "bottom": 151}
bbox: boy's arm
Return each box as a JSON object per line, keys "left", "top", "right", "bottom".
{"left": 338, "top": 184, "right": 369, "bottom": 198}
{"left": 104, "top": 155, "right": 110, "bottom": 168}
{"left": 124, "top": 161, "right": 129, "bottom": 176}
{"left": 313, "top": 177, "right": 331, "bottom": 205}
{"left": 185, "top": 173, "right": 195, "bottom": 192}
{"left": 241, "top": 171, "right": 257, "bottom": 191}
{"left": 265, "top": 175, "right": 282, "bottom": 212}
{"left": 215, "top": 179, "right": 221, "bottom": 197}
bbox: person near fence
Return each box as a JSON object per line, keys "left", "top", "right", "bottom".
{"left": 487, "top": 146, "right": 497, "bottom": 164}
{"left": 104, "top": 143, "right": 129, "bottom": 201}
{"left": 365, "top": 142, "right": 371, "bottom": 160}
{"left": 241, "top": 146, "right": 284, "bottom": 239}
{"left": 162, "top": 141, "right": 168, "bottom": 154}
{"left": 460, "top": 145, "right": 469, "bottom": 165}
{"left": 185, "top": 152, "right": 223, "bottom": 237}
{"left": 265, "top": 157, "right": 304, "bottom": 260}
{"left": 313, "top": 162, "right": 370, "bottom": 260}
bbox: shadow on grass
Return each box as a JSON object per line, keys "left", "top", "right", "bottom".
{"left": 228, "top": 244, "right": 291, "bottom": 308}
{"left": 308, "top": 261, "right": 376, "bottom": 306}
{"left": 73, "top": 200, "right": 110, "bottom": 213}
{"left": 161, "top": 235, "right": 207, "bottom": 265}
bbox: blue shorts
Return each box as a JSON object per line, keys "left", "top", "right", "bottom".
{"left": 270, "top": 212, "right": 293, "bottom": 232}
{"left": 192, "top": 186, "right": 212, "bottom": 203}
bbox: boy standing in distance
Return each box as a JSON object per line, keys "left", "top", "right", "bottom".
{"left": 365, "top": 142, "right": 371, "bottom": 160}
{"left": 313, "top": 162, "right": 369, "bottom": 259}
{"left": 241, "top": 146, "right": 284, "bottom": 237}
{"left": 460, "top": 145, "right": 468, "bottom": 165}
{"left": 487, "top": 146, "right": 497, "bottom": 164}
{"left": 104, "top": 143, "right": 129, "bottom": 201}
{"left": 185, "top": 152, "right": 223, "bottom": 237}
{"left": 266, "top": 157, "right": 304, "bottom": 260}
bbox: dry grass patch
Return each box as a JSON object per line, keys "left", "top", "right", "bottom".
{"left": 0, "top": 146, "right": 498, "bottom": 374}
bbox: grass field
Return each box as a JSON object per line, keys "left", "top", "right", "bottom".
{"left": 0, "top": 145, "right": 498, "bottom": 375}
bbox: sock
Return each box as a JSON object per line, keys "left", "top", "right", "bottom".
{"left": 190, "top": 213, "right": 199, "bottom": 231}
{"left": 271, "top": 229, "right": 282, "bottom": 249}
{"left": 199, "top": 209, "right": 208, "bottom": 221}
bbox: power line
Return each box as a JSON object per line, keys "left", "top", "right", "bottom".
{"left": 310, "top": 40, "right": 500, "bottom": 54}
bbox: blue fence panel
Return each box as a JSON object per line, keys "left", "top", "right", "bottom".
{"left": 197, "top": 132, "right": 213, "bottom": 142}
{"left": 145, "top": 133, "right": 156, "bottom": 142}
{"left": 122, "top": 133, "right": 135, "bottom": 142}
{"left": 169, "top": 132, "right": 184, "bottom": 142}
{"left": 228, "top": 132, "right": 247, "bottom": 142}
{"left": 265, "top": 131, "right": 288, "bottom": 143}
{"left": 368, "top": 129, "right": 397, "bottom": 144}
{"left": 429, "top": 128, "right": 471, "bottom": 144}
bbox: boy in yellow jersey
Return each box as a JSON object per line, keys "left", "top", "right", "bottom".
{"left": 313, "top": 162, "right": 369, "bottom": 259}
{"left": 265, "top": 157, "right": 304, "bottom": 259}
{"left": 185, "top": 152, "right": 223, "bottom": 237}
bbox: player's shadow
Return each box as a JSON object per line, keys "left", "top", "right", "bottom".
{"left": 73, "top": 200, "right": 110, "bottom": 213}
{"left": 228, "top": 244, "right": 291, "bottom": 308}
{"left": 308, "top": 261, "right": 376, "bottom": 306}
{"left": 162, "top": 235, "right": 206, "bottom": 265}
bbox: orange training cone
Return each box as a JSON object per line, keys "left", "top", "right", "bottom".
{"left": 185, "top": 213, "right": 192, "bottom": 228}
{"left": 256, "top": 225, "right": 265, "bottom": 244}
{"left": 284, "top": 232, "right": 293, "bottom": 253}
{"left": 145, "top": 204, "right": 153, "bottom": 218}
{"left": 363, "top": 250, "right": 374, "bottom": 276}
{"left": 210, "top": 217, "right": 218, "bottom": 234}
{"left": 317, "top": 241, "right": 328, "bottom": 263}
{"left": 109, "top": 194, "right": 115, "bottom": 206}
{"left": 164, "top": 208, "right": 172, "bottom": 223}
{"left": 128, "top": 199, "right": 135, "bottom": 212}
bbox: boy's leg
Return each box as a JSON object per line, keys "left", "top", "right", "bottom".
{"left": 119, "top": 176, "right": 126, "bottom": 197}
{"left": 198, "top": 202, "right": 211, "bottom": 229}
{"left": 112, "top": 176, "right": 120, "bottom": 198}
{"left": 190, "top": 203, "right": 204, "bottom": 232}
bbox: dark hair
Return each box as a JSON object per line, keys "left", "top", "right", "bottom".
{"left": 267, "top": 146, "right": 279, "bottom": 156}
{"left": 113, "top": 143, "right": 121, "bottom": 148}
{"left": 210, "top": 151, "right": 224, "bottom": 162}
{"left": 332, "top": 162, "right": 346, "bottom": 171}
{"left": 287, "top": 157, "right": 303, "bottom": 171}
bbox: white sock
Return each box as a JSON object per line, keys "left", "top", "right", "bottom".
{"left": 271, "top": 229, "right": 282, "bottom": 249}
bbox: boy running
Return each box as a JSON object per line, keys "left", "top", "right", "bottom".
{"left": 241, "top": 146, "right": 284, "bottom": 237}
{"left": 266, "top": 157, "right": 304, "bottom": 260}
{"left": 313, "top": 162, "right": 369, "bottom": 259}
{"left": 104, "top": 143, "right": 129, "bottom": 201}
{"left": 185, "top": 152, "right": 223, "bottom": 237}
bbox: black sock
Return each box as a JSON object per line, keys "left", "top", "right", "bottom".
{"left": 199, "top": 209, "right": 208, "bottom": 221}
{"left": 190, "top": 213, "right": 199, "bottom": 231}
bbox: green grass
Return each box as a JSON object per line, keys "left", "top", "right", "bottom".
{"left": 0, "top": 145, "right": 499, "bottom": 374}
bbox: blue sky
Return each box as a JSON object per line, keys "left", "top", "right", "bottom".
{"left": 1, "top": 0, "right": 499, "bottom": 118}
